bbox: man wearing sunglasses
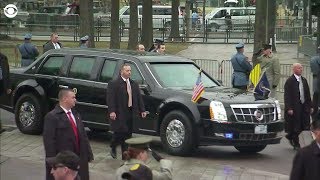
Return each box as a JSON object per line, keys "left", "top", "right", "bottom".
{"left": 46, "top": 151, "right": 80, "bottom": 180}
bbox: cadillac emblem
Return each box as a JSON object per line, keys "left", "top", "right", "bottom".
{"left": 253, "top": 110, "right": 264, "bottom": 121}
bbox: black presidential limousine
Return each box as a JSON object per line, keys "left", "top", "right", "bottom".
{"left": 0, "top": 48, "right": 284, "bottom": 155}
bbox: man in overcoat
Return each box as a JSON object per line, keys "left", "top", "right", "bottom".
{"left": 107, "top": 63, "right": 147, "bottom": 159}
{"left": 0, "top": 52, "right": 11, "bottom": 133}
{"left": 284, "top": 63, "right": 313, "bottom": 149}
{"left": 43, "top": 89, "right": 93, "bottom": 180}
{"left": 256, "top": 44, "right": 280, "bottom": 98}
{"left": 289, "top": 119, "right": 320, "bottom": 180}
{"left": 43, "top": 33, "right": 63, "bottom": 53}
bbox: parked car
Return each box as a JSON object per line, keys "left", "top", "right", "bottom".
{"left": 0, "top": 48, "right": 284, "bottom": 155}
{"left": 205, "top": 7, "right": 255, "bottom": 31}
{"left": 119, "top": 5, "right": 184, "bottom": 29}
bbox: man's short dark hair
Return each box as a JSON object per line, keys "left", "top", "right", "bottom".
{"left": 311, "top": 120, "right": 320, "bottom": 131}
{"left": 46, "top": 151, "right": 80, "bottom": 171}
{"left": 58, "top": 89, "right": 74, "bottom": 100}
{"left": 121, "top": 63, "right": 131, "bottom": 70}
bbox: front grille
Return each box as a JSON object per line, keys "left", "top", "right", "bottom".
{"left": 230, "top": 104, "right": 276, "bottom": 123}
{"left": 239, "top": 133, "right": 277, "bottom": 141}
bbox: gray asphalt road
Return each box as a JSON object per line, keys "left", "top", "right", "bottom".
{"left": 0, "top": 108, "right": 305, "bottom": 176}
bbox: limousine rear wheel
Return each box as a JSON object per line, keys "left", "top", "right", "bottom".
{"left": 160, "top": 110, "right": 195, "bottom": 156}
{"left": 14, "top": 93, "right": 43, "bottom": 135}
{"left": 234, "top": 145, "right": 267, "bottom": 153}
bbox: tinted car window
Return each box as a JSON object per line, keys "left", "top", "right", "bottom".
{"left": 38, "top": 56, "right": 64, "bottom": 76}
{"left": 127, "top": 62, "right": 143, "bottom": 84}
{"left": 69, "top": 56, "right": 95, "bottom": 80}
{"left": 150, "top": 63, "right": 218, "bottom": 89}
{"left": 99, "top": 59, "right": 117, "bottom": 82}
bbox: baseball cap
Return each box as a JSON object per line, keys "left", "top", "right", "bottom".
{"left": 80, "top": 35, "right": 89, "bottom": 41}
{"left": 122, "top": 164, "right": 153, "bottom": 180}
{"left": 46, "top": 151, "right": 80, "bottom": 171}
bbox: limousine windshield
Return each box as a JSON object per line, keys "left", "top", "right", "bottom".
{"left": 150, "top": 63, "right": 218, "bottom": 89}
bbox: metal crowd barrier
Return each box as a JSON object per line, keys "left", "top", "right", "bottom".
{"left": 192, "top": 59, "right": 313, "bottom": 93}
{"left": 297, "top": 35, "right": 318, "bottom": 58}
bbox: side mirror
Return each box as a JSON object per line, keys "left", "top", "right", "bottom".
{"left": 139, "top": 84, "right": 151, "bottom": 95}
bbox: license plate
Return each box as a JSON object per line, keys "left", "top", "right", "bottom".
{"left": 254, "top": 125, "right": 267, "bottom": 134}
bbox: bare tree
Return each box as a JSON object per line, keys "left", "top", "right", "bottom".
{"left": 110, "top": 0, "right": 120, "bottom": 49}
{"left": 169, "top": 0, "right": 181, "bottom": 41}
{"left": 79, "top": 0, "right": 95, "bottom": 48}
{"left": 127, "top": 0, "right": 139, "bottom": 50}
{"left": 141, "top": 0, "right": 153, "bottom": 50}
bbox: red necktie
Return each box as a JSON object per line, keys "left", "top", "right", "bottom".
{"left": 67, "top": 111, "right": 79, "bottom": 151}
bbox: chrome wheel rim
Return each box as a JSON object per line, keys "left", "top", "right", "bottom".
{"left": 19, "top": 102, "right": 35, "bottom": 127}
{"left": 166, "top": 119, "right": 185, "bottom": 148}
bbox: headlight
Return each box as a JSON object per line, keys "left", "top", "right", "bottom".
{"left": 274, "top": 100, "right": 281, "bottom": 120}
{"left": 209, "top": 101, "right": 227, "bottom": 122}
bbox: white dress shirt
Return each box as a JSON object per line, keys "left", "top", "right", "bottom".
{"left": 60, "top": 106, "right": 77, "bottom": 126}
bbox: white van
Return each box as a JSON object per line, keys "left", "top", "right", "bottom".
{"left": 119, "top": 5, "right": 184, "bottom": 29}
{"left": 205, "top": 7, "right": 255, "bottom": 31}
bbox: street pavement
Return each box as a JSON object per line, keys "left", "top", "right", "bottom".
{"left": 0, "top": 43, "right": 316, "bottom": 180}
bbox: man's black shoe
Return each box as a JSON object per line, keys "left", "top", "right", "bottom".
{"left": 285, "top": 135, "right": 294, "bottom": 147}
{"left": 110, "top": 149, "right": 117, "bottom": 159}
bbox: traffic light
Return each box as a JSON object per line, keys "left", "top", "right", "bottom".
{"left": 311, "top": 0, "right": 320, "bottom": 16}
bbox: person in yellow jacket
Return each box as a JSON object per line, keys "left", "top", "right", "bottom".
{"left": 256, "top": 44, "right": 281, "bottom": 98}
{"left": 115, "top": 137, "right": 172, "bottom": 180}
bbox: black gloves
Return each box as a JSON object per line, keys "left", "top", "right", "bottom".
{"left": 272, "top": 85, "right": 277, "bottom": 88}
{"left": 150, "top": 149, "right": 163, "bottom": 162}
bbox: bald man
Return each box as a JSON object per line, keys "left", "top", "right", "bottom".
{"left": 284, "top": 63, "right": 313, "bottom": 150}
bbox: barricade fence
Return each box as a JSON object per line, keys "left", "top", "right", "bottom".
{"left": 0, "top": 16, "right": 312, "bottom": 43}
{"left": 192, "top": 59, "right": 313, "bottom": 93}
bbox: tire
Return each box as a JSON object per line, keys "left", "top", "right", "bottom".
{"left": 160, "top": 110, "right": 196, "bottom": 156}
{"left": 14, "top": 93, "right": 44, "bottom": 135}
{"left": 234, "top": 145, "right": 267, "bottom": 153}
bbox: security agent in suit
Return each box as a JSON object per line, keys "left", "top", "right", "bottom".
{"left": 148, "top": 39, "right": 164, "bottom": 52}
{"left": 18, "top": 33, "right": 39, "bottom": 67}
{"left": 43, "top": 89, "right": 93, "bottom": 180}
{"left": 79, "top": 35, "right": 89, "bottom": 48}
{"left": 0, "top": 53, "right": 11, "bottom": 133}
{"left": 231, "top": 43, "right": 252, "bottom": 90}
{"left": 43, "top": 33, "right": 63, "bottom": 53}
{"left": 289, "top": 120, "right": 320, "bottom": 180}
{"left": 284, "top": 63, "right": 313, "bottom": 150}
{"left": 107, "top": 64, "right": 147, "bottom": 159}
{"left": 310, "top": 46, "right": 320, "bottom": 120}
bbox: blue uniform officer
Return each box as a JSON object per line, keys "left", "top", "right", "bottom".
{"left": 18, "top": 33, "right": 39, "bottom": 67}
{"left": 231, "top": 43, "right": 252, "bottom": 90}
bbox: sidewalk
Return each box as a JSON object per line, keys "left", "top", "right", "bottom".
{"left": 0, "top": 128, "right": 314, "bottom": 180}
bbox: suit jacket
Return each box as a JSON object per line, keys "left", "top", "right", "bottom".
{"left": 284, "top": 74, "right": 312, "bottom": 132}
{"left": 106, "top": 76, "right": 145, "bottom": 132}
{"left": 43, "top": 105, "right": 93, "bottom": 180}
{"left": 290, "top": 141, "right": 320, "bottom": 180}
{"left": 0, "top": 53, "right": 10, "bottom": 95}
{"left": 43, "top": 41, "right": 63, "bottom": 53}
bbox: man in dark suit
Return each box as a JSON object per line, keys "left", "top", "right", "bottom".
{"left": 107, "top": 63, "right": 147, "bottom": 159}
{"left": 284, "top": 63, "right": 313, "bottom": 150}
{"left": 289, "top": 119, "right": 320, "bottom": 180}
{"left": 0, "top": 53, "right": 11, "bottom": 133}
{"left": 43, "top": 89, "right": 93, "bottom": 180}
{"left": 43, "top": 33, "right": 63, "bottom": 53}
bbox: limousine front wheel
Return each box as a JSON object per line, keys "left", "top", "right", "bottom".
{"left": 14, "top": 93, "right": 43, "bottom": 135}
{"left": 160, "top": 110, "right": 195, "bottom": 156}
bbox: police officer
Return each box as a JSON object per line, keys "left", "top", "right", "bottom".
{"left": 79, "top": 35, "right": 89, "bottom": 48}
{"left": 231, "top": 43, "right": 252, "bottom": 90}
{"left": 310, "top": 46, "right": 320, "bottom": 120}
{"left": 115, "top": 137, "right": 172, "bottom": 180}
{"left": 18, "top": 33, "right": 39, "bottom": 67}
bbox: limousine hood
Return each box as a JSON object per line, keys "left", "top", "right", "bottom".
{"left": 179, "top": 86, "right": 275, "bottom": 104}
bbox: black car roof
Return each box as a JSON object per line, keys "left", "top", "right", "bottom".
{"left": 45, "top": 48, "right": 194, "bottom": 63}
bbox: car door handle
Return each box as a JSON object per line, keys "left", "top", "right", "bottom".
{"left": 59, "top": 85, "right": 69, "bottom": 89}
